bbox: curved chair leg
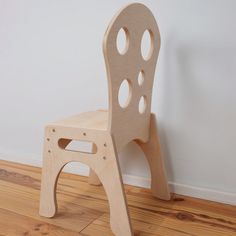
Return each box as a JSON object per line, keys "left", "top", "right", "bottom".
{"left": 136, "top": 114, "right": 171, "bottom": 200}
{"left": 39, "top": 130, "right": 132, "bottom": 235}
{"left": 94, "top": 136, "right": 133, "bottom": 236}
{"left": 39, "top": 136, "right": 65, "bottom": 217}
{"left": 88, "top": 144, "right": 102, "bottom": 185}
{"left": 88, "top": 169, "right": 102, "bottom": 185}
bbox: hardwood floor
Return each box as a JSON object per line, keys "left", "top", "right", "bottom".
{"left": 0, "top": 160, "right": 235, "bottom": 236}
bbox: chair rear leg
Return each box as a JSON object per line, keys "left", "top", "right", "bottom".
{"left": 136, "top": 114, "right": 171, "bottom": 200}
{"left": 88, "top": 169, "right": 102, "bottom": 185}
{"left": 39, "top": 137, "right": 65, "bottom": 217}
{"left": 88, "top": 143, "right": 102, "bottom": 185}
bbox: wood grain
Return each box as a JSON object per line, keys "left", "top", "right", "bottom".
{"left": 0, "top": 208, "right": 78, "bottom": 236}
{"left": 40, "top": 4, "right": 170, "bottom": 235}
{"left": 0, "top": 160, "right": 236, "bottom": 236}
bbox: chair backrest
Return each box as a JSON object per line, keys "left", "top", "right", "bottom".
{"left": 103, "top": 3, "right": 161, "bottom": 150}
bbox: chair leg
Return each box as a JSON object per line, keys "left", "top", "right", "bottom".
{"left": 136, "top": 114, "right": 171, "bottom": 200}
{"left": 39, "top": 139, "right": 65, "bottom": 218}
{"left": 88, "top": 169, "right": 102, "bottom": 185}
{"left": 88, "top": 143, "right": 102, "bottom": 185}
{"left": 94, "top": 137, "right": 133, "bottom": 236}
{"left": 39, "top": 131, "right": 132, "bottom": 235}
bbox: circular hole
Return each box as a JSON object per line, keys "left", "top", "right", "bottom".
{"left": 116, "top": 27, "right": 129, "bottom": 55}
{"left": 118, "top": 79, "right": 132, "bottom": 108}
{"left": 141, "top": 30, "right": 153, "bottom": 60}
{"left": 137, "top": 71, "right": 144, "bottom": 86}
{"left": 139, "top": 96, "right": 147, "bottom": 114}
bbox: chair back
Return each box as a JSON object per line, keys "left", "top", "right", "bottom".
{"left": 103, "top": 3, "right": 161, "bottom": 150}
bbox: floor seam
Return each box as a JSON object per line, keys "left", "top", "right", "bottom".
{"left": 78, "top": 212, "right": 105, "bottom": 234}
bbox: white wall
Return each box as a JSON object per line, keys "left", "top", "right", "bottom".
{"left": 1, "top": 0, "right": 236, "bottom": 205}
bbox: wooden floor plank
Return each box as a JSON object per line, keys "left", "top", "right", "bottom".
{"left": 0, "top": 208, "right": 80, "bottom": 236}
{"left": 0, "top": 180, "right": 103, "bottom": 233}
{"left": 80, "top": 213, "right": 194, "bottom": 236}
{"left": 0, "top": 160, "right": 236, "bottom": 236}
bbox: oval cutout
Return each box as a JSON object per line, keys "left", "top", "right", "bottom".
{"left": 138, "top": 96, "right": 147, "bottom": 114}
{"left": 137, "top": 70, "right": 144, "bottom": 86}
{"left": 116, "top": 27, "right": 129, "bottom": 55}
{"left": 118, "top": 79, "right": 132, "bottom": 108}
{"left": 58, "top": 139, "right": 97, "bottom": 154}
{"left": 141, "top": 30, "right": 153, "bottom": 60}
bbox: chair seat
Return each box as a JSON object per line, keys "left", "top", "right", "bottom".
{"left": 49, "top": 110, "right": 108, "bottom": 130}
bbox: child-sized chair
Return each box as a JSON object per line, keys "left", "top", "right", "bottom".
{"left": 39, "top": 3, "right": 170, "bottom": 236}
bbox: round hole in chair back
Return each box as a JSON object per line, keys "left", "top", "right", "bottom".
{"left": 138, "top": 95, "right": 147, "bottom": 114}
{"left": 118, "top": 79, "right": 132, "bottom": 108}
{"left": 137, "top": 70, "right": 144, "bottom": 86}
{"left": 141, "top": 30, "right": 153, "bottom": 60}
{"left": 116, "top": 27, "right": 129, "bottom": 55}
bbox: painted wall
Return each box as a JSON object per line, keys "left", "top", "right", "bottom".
{"left": 0, "top": 0, "right": 236, "bottom": 205}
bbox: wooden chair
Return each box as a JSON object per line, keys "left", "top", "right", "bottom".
{"left": 39, "top": 3, "right": 170, "bottom": 236}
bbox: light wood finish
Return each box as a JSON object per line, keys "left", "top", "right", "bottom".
{"left": 135, "top": 114, "right": 170, "bottom": 200}
{"left": 103, "top": 3, "right": 161, "bottom": 151}
{"left": 1, "top": 160, "right": 236, "bottom": 236}
{"left": 88, "top": 169, "right": 102, "bottom": 186}
{"left": 88, "top": 144, "right": 103, "bottom": 186}
{"left": 40, "top": 127, "right": 132, "bottom": 236}
{"left": 40, "top": 3, "right": 170, "bottom": 236}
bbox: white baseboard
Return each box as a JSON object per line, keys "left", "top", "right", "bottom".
{"left": 0, "top": 151, "right": 235, "bottom": 206}
{"left": 168, "top": 182, "right": 236, "bottom": 206}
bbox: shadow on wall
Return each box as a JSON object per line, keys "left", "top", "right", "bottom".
{"left": 114, "top": 34, "right": 236, "bottom": 191}
{"left": 158, "top": 35, "right": 236, "bottom": 189}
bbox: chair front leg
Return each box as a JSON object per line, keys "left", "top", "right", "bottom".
{"left": 93, "top": 135, "right": 133, "bottom": 236}
{"left": 39, "top": 136, "right": 65, "bottom": 217}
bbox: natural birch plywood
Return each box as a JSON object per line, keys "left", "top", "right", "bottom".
{"left": 39, "top": 3, "right": 170, "bottom": 236}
